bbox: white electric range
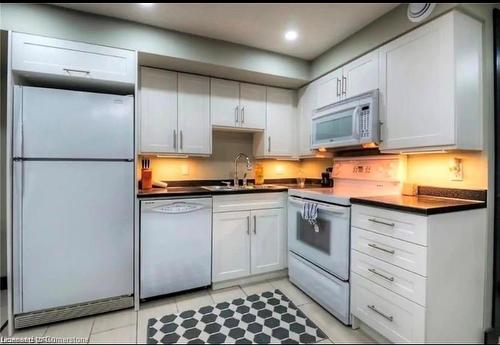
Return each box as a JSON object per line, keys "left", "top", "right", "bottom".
{"left": 287, "top": 156, "right": 403, "bottom": 325}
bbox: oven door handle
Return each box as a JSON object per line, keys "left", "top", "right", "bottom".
{"left": 288, "top": 197, "right": 348, "bottom": 215}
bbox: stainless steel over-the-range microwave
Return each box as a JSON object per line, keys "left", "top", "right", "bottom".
{"left": 311, "top": 89, "right": 379, "bottom": 150}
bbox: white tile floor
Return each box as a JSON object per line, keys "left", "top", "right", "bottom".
{"left": 10, "top": 278, "right": 375, "bottom": 344}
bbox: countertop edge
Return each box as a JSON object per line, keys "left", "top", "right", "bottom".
{"left": 349, "top": 197, "right": 487, "bottom": 216}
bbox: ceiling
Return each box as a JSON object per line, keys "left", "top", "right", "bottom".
{"left": 52, "top": 3, "right": 400, "bottom": 60}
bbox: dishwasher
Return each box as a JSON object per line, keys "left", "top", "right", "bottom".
{"left": 140, "top": 197, "right": 212, "bottom": 299}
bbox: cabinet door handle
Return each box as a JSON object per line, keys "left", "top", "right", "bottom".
{"left": 173, "top": 130, "right": 177, "bottom": 149}
{"left": 247, "top": 216, "right": 250, "bottom": 235}
{"left": 63, "top": 68, "right": 90, "bottom": 76}
{"left": 342, "top": 76, "right": 347, "bottom": 96}
{"left": 336, "top": 79, "right": 341, "bottom": 97}
{"left": 368, "top": 243, "right": 395, "bottom": 254}
{"left": 180, "top": 130, "right": 183, "bottom": 150}
{"left": 368, "top": 218, "right": 395, "bottom": 227}
{"left": 268, "top": 136, "right": 271, "bottom": 153}
{"left": 241, "top": 106, "right": 245, "bottom": 124}
{"left": 367, "top": 305, "right": 393, "bottom": 322}
{"left": 378, "top": 121, "right": 384, "bottom": 143}
{"left": 235, "top": 106, "right": 239, "bottom": 124}
{"left": 253, "top": 215, "right": 257, "bottom": 234}
{"left": 368, "top": 268, "right": 394, "bottom": 282}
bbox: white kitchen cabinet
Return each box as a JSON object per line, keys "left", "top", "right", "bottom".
{"left": 139, "top": 69, "right": 211, "bottom": 156}
{"left": 297, "top": 84, "right": 315, "bottom": 157}
{"left": 139, "top": 67, "right": 178, "bottom": 153}
{"left": 254, "top": 87, "right": 296, "bottom": 158}
{"left": 315, "top": 68, "right": 343, "bottom": 109}
{"left": 177, "top": 73, "right": 211, "bottom": 155}
{"left": 212, "top": 211, "right": 251, "bottom": 282}
{"left": 212, "top": 193, "right": 287, "bottom": 284}
{"left": 250, "top": 208, "right": 285, "bottom": 275}
{"left": 342, "top": 50, "right": 379, "bottom": 99}
{"left": 350, "top": 203, "right": 487, "bottom": 343}
{"left": 379, "top": 11, "right": 482, "bottom": 152}
{"left": 211, "top": 78, "right": 240, "bottom": 127}
{"left": 239, "top": 83, "right": 266, "bottom": 130}
{"left": 12, "top": 32, "right": 136, "bottom": 86}
{"left": 211, "top": 79, "right": 266, "bottom": 130}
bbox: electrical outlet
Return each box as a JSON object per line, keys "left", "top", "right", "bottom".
{"left": 449, "top": 158, "right": 463, "bottom": 181}
{"left": 181, "top": 164, "right": 189, "bottom": 176}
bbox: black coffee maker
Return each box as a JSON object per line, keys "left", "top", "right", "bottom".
{"left": 321, "top": 167, "right": 334, "bottom": 187}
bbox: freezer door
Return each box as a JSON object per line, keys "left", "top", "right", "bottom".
{"left": 14, "top": 161, "right": 134, "bottom": 313}
{"left": 14, "top": 86, "right": 133, "bottom": 159}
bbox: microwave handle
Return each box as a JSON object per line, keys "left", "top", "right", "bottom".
{"left": 352, "top": 106, "right": 361, "bottom": 139}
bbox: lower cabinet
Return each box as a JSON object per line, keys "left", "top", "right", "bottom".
{"left": 350, "top": 204, "right": 487, "bottom": 343}
{"left": 212, "top": 194, "right": 286, "bottom": 283}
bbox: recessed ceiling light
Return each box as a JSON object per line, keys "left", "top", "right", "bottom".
{"left": 284, "top": 30, "right": 298, "bottom": 41}
{"left": 139, "top": 3, "right": 154, "bottom": 6}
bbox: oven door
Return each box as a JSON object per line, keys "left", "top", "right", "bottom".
{"left": 311, "top": 103, "right": 361, "bottom": 149}
{"left": 287, "top": 196, "right": 350, "bottom": 281}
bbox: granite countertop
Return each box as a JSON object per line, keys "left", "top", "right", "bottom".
{"left": 137, "top": 184, "right": 323, "bottom": 198}
{"left": 350, "top": 194, "right": 486, "bottom": 215}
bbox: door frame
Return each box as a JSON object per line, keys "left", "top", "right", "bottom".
{"left": 486, "top": 8, "right": 500, "bottom": 344}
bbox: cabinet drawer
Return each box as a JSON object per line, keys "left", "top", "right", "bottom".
{"left": 213, "top": 193, "right": 286, "bottom": 213}
{"left": 12, "top": 32, "right": 136, "bottom": 85}
{"left": 351, "top": 250, "right": 426, "bottom": 306}
{"left": 352, "top": 205, "right": 428, "bottom": 246}
{"left": 351, "top": 273, "right": 425, "bottom": 343}
{"left": 351, "top": 227, "right": 427, "bottom": 276}
{"left": 289, "top": 252, "right": 350, "bottom": 324}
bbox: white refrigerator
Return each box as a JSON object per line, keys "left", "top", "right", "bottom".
{"left": 12, "top": 86, "right": 134, "bottom": 325}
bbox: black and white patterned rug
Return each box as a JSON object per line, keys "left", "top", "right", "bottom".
{"left": 147, "top": 289, "right": 327, "bottom": 344}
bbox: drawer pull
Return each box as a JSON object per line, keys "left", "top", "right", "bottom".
{"left": 367, "top": 304, "right": 394, "bottom": 322}
{"left": 368, "top": 218, "right": 395, "bottom": 227}
{"left": 368, "top": 268, "right": 394, "bottom": 282}
{"left": 63, "top": 68, "right": 90, "bottom": 75}
{"left": 368, "top": 243, "right": 395, "bottom": 254}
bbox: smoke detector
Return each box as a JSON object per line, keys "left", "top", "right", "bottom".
{"left": 407, "top": 3, "right": 436, "bottom": 23}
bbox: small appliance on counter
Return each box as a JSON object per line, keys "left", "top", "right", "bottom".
{"left": 140, "top": 159, "right": 152, "bottom": 190}
{"left": 321, "top": 167, "right": 334, "bottom": 187}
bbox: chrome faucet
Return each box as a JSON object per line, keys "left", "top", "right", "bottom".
{"left": 234, "top": 153, "right": 252, "bottom": 187}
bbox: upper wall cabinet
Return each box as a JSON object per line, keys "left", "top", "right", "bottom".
{"left": 315, "top": 50, "right": 379, "bottom": 110}
{"left": 178, "top": 73, "right": 211, "bottom": 155}
{"left": 297, "top": 84, "right": 316, "bottom": 157}
{"left": 315, "top": 68, "right": 343, "bottom": 109}
{"left": 379, "top": 11, "right": 483, "bottom": 152}
{"left": 343, "top": 50, "right": 379, "bottom": 99}
{"left": 211, "top": 78, "right": 266, "bottom": 130}
{"left": 140, "top": 67, "right": 178, "bottom": 153}
{"left": 139, "top": 68, "right": 211, "bottom": 156}
{"left": 254, "top": 87, "right": 296, "bottom": 158}
{"left": 12, "top": 32, "right": 136, "bottom": 86}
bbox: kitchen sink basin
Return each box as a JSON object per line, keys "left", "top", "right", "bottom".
{"left": 201, "top": 184, "right": 284, "bottom": 192}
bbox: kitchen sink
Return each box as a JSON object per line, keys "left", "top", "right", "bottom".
{"left": 201, "top": 184, "right": 284, "bottom": 192}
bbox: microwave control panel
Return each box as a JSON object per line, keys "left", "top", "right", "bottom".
{"left": 359, "top": 105, "right": 370, "bottom": 139}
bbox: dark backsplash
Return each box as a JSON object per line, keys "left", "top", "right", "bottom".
{"left": 418, "top": 186, "right": 487, "bottom": 202}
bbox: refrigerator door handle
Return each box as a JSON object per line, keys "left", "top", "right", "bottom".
{"left": 13, "top": 161, "right": 23, "bottom": 313}
{"left": 13, "top": 86, "right": 23, "bottom": 158}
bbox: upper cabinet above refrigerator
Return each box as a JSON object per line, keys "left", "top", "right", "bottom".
{"left": 11, "top": 33, "right": 136, "bottom": 90}
{"left": 378, "top": 11, "right": 483, "bottom": 153}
